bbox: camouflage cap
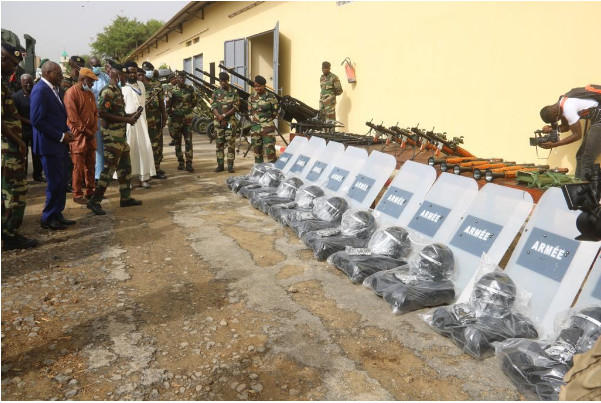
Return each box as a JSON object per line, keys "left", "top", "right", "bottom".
{"left": 1, "top": 43, "right": 24, "bottom": 63}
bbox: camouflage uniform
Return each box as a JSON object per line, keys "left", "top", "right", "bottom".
{"left": 168, "top": 84, "right": 197, "bottom": 166}
{"left": 90, "top": 83, "right": 133, "bottom": 203}
{"left": 211, "top": 86, "right": 240, "bottom": 166}
{"left": 319, "top": 72, "right": 343, "bottom": 121}
{"left": 1, "top": 77, "right": 27, "bottom": 239}
{"left": 248, "top": 91, "right": 279, "bottom": 163}
{"left": 143, "top": 80, "right": 165, "bottom": 172}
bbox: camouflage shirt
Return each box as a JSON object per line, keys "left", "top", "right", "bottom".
{"left": 248, "top": 91, "right": 279, "bottom": 128}
{"left": 1, "top": 77, "right": 22, "bottom": 153}
{"left": 169, "top": 84, "right": 197, "bottom": 118}
{"left": 97, "top": 83, "right": 127, "bottom": 141}
{"left": 319, "top": 72, "right": 343, "bottom": 107}
{"left": 143, "top": 80, "right": 164, "bottom": 125}
{"left": 211, "top": 86, "right": 240, "bottom": 123}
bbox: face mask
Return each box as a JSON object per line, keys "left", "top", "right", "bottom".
{"left": 82, "top": 84, "right": 91, "bottom": 92}
{"left": 145, "top": 70, "right": 153, "bottom": 79}
{"left": 92, "top": 66, "right": 101, "bottom": 75}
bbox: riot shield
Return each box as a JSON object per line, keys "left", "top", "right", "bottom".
{"left": 345, "top": 150, "right": 396, "bottom": 210}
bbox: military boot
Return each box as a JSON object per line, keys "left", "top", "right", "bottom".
{"left": 228, "top": 163, "right": 235, "bottom": 173}
{"left": 185, "top": 163, "right": 195, "bottom": 172}
{"left": 214, "top": 164, "right": 225, "bottom": 173}
{"left": 177, "top": 161, "right": 185, "bottom": 170}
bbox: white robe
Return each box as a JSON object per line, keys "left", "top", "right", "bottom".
{"left": 121, "top": 81, "right": 156, "bottom": 181}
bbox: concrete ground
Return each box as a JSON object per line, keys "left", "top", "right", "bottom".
{"left": 1, "top": 131, "right": 522, "bottom": 400}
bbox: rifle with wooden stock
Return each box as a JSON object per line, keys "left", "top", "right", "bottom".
{"left": 483, "top": 166, "right": 566, "bottom": 183}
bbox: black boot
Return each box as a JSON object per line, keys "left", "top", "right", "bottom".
{"left": 177, "top": 161, "right": 185, "bottom": 170}
{"left": 185, "top": 163, "right": 195, "bottom": 172}
{"left": 228, "top": 163, "right": 235, "bottom": 173}
{"left": 214, "top": 164, "right": 225, "bottom": 173}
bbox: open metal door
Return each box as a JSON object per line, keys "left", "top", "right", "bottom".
{"left": 273, "top": 21, "right": 280, "bottom": 96}
{"left": 224, "top": 38, "right": 248, "bottom": 90}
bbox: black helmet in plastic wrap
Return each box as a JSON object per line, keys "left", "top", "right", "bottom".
{"left": 258, "top": 169, "right": 285, "bottom": 188}
{"left": 296, "top": 185, "right": 325, "bottom": 208}
{"left": 566, "top": 307, "right": 601, "bottom": 352}
{"left": 314, "top": 196, "right": 349, "bottom": 222}
{"left": 367, "top": 227, "right": 411, "bottom": 258}
{"left": 340, "top": 210, "right": 377, "bottom": 239}
{"left": 469, "top": 272, "right": 517, "bottom": 313}
{"left": 250, "top": 163, "right": 270, "bottom": 181}
{"left": 411, "top": 243, "right": 455, "bottom": 281}
{"left": 276, "top": 177, "right": 304, "bottom": 198}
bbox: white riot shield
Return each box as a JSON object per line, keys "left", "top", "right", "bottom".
{"left": 322, "top": 146, "right": 368, "bottom": 196}
{"left": 273, "top": 135, "right": 309, "bottom": 172}
{"left": 405, "top": 173, "right": 479, "bottom": 242}
{"left": 286, "top": 136, "right": 326, "bottom": 178}
{"left": 574, "top": 256, "right": 601, "bottom": 309}
{"left": 373, "top": 160, "right": 436, "bottom": 227}
{"left": 503, "top": 188, "right": 601, "bottom": 337}
{"left": 303, "top": 141, "right": 345, "bottom": 184}
{"left": 344, "top": 150, "right": 396, "bottom": 210}
{"left": 450, "top": 184, "right": 534, "bottom": 301}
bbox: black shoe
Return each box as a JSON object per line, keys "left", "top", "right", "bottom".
{"left": 158, "top": 169, "right": 165, "bottom": 175}
{"left": 58, "top": 216, "right": 76, "bottom": 225}
{"left": 32, "top": 175, "right": 46, "bottom": 183}
{"left": 156, "top": 173, "right": 167, "bottom": 179}
{"left": 86, "top": 201, "right": 106, "bottom": 215}
{"left": 169, "top": 140, "right": 175, "bottom": 146}
{"left": 185, "top": 164, "right": 195, "bottom": 172}
{"left": 40, "top": 219, "right": 68, "bottom": 230}
{"left": 120, "top": 198, "right": 143, "bottom": 207}
{"left": 2, "top": 234, "right": 39, "bottom": 251}
{"left": 228, "top": 164, "right": 235, "bottom": 173}
{"left": 66, "top": 184, "right": 73, "bottom": 193}
{"left": 214, "top": 164, "right": 225, "bottom": 173}
{"left": 177, "top": 162, "right": 184, "bottom": 170}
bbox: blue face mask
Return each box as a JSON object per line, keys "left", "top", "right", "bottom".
{"left": 145, "top": 70, "right": 153, "bottom": 79}
{"left": 92, "top": 66, "right": 102, "bottom": 75}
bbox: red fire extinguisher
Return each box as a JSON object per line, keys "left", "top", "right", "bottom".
{"left": 341, "top": 57, "right": 356, "bottom": 83}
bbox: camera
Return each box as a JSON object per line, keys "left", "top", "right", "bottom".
{"left": 561, "top": 164, "right": 601, "bottom": 241}
{"left": 530, "top": 122, "right": 559, "bottom": 146}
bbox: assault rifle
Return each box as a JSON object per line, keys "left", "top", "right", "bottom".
{"left": 472, "top": 163, "right": 535, "bottom": 179}
{"left": 410, "top": 125, "right": 474, "bottom": 158}
{"left": 365, "top": 122, "right": 424, "bottom": 155}
{"left": 218, "top": 63, "right": 319, "bottom": 126}
{"left": 428, "top": 156, "right": 478, "bottom": 166}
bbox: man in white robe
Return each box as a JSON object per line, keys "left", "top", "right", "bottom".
{"left": 121, "top": 61, "right": 155, "bottom": 188}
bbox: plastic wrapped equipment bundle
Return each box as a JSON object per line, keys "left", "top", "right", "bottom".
{"left": 496, "top": 306, "right": 601, "bottom": 401}
{"left": 268, "top": 185, "right": 325, "bottom": 225}
{"left": 303, "top": 210, "right": 377, "bottom": 261}
{"left": 228, "top": 162, "right": 271, "bottom": 192}
{"left": 288, "top": 196, "right": 349, "bottom": 238}
{"left": 423, "top": 270, "right": 538, "bottom": 359}
{"left": 239, "top": 168, "right": 285, "bottom": 198}
{"left": 363, "top": 243, "right": 456, "bottom": 314}
{"left": 328, "top": 226, "right": 411, "bottom": 284}
{"left": 250, "top": 177, "right": 304, "bottom": 212}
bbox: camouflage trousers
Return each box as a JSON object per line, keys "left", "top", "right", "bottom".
{"left": 91, "top": 140, "right": 132, "bottom": 203}
{"left": 1, "top": 150, "right": 27, "bottom": 237}
{"left": 318, "top": 105, "right": 336, "bottom": 122}
{"left": 214, "top": 121, "right": 236, "bottom": 165}
{"left": 251, "top": 125, "right": 277, "bottom": 163}
{"left": 148, "top": 121, "right": 163, "bottom": 171}
{"left": 169, "top": 116, "right": 193, "bottom": 164}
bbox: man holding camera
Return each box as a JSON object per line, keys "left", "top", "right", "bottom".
{"left": 86, "top": 64, "right": 143, "bottom": 216}
{"left": 539, "top": 85, "right": 601, "bottom": 180}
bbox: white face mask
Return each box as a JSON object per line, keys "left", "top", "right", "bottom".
{"left": 82, "top": 84, "right": 92, "bottom": 92}
{"left": 145, "top": 70, "right": 153, "bottom": 79}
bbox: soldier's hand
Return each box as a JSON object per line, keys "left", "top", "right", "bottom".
{"left": 18, "top": 139, "right": 27, "bottom": 160}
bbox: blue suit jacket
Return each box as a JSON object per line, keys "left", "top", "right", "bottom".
{"left": 31, "top": 81, "right": 69, "bottom": 156}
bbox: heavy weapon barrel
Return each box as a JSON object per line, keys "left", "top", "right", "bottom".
{"left": 196, "top": 68, "right": 250, "bottom": 112}
{"left": 484, "top": 166, "right": 556, "bottom": 182}
{"left": 218, "top": 63, "right": 280, "bottom": 100}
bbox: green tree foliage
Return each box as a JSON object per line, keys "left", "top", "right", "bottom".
{"left": 90, "top": 16, "right": 163, "bottom": 62}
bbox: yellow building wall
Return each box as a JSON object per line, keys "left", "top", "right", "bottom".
{"left": 138, "top": 1, "right": 600, "bottom": 173}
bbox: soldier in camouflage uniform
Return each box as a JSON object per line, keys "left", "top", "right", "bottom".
{"left": 248, "top": 75, "right": 279, "bottom": 164}
{"left": 167, "top": 71, "right": 197, "bottom": 172}
{"left": 211, "top": 72, "right": 240, "bottom": 173}
{"left": 86, "top": 64, "right": 143, "bottom": 216}
{"left": 1, "top": 43, "right": 38, "bottom": 250}
{"left": 139, "top": 62, "right": 167, "bottom": 179}
{"left": 319, "top": 61, "right": 343, "bottom": 122}
{"left": 62, "top": 55, "right": 85, "bottom": 92}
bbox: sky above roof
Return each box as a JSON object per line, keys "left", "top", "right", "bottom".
{"left": 1, "top": 0, "right": 188, "bottom": 62}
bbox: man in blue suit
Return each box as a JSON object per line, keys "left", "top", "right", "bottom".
{"left": 30, "top": 61, "right": 77, "bottom": 230}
